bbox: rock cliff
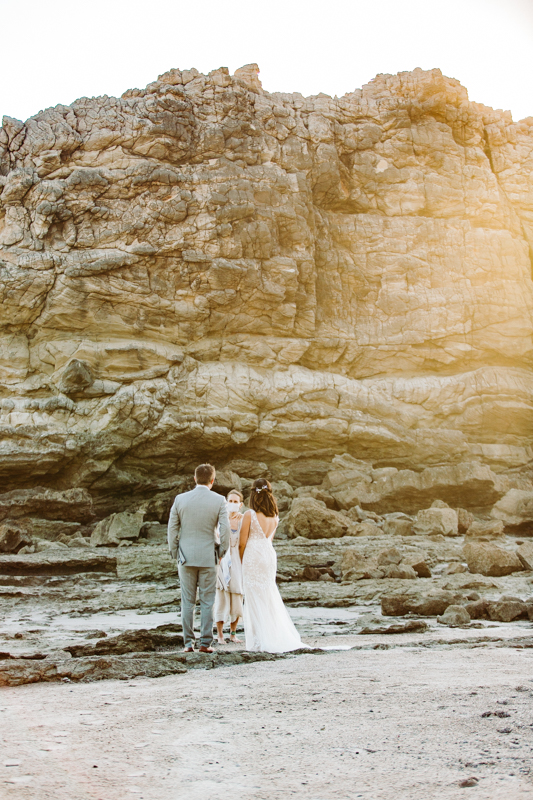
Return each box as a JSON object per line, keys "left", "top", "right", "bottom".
{"left": 0, "top": 64, "right": 532, "bottom": 513}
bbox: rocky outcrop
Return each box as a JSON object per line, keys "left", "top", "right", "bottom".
{"left": 0, "top": 548, "right": 116, "bottom": 574}
{"left": 0, "top": 65, "right": 531, "bottom": 516}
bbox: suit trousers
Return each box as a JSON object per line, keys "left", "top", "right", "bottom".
{"left": 178, "top": 564, "right": 217, "bottom": 648}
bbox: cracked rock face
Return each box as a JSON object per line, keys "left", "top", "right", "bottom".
{"left": 0, "top": 65, "right": 532, "bottom": 510}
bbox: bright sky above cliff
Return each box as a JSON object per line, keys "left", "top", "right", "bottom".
{"left": 2, "top": 0, "right": 532, "bottom": 122}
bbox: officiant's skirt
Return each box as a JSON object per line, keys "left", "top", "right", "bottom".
{"left": 215, "top": 589, "right": 243, "bottom": 624}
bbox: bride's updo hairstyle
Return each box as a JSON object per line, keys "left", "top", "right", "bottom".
{"left": 249, "top": 478, "right": 278, "bottom": 517}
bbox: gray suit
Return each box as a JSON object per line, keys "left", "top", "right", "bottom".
{"left": 168, "top": 485, "right": 230, "bottom": 648}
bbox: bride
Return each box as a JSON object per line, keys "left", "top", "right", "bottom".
{"left": 239, "top": 478, "right": 303, "bottom": 653}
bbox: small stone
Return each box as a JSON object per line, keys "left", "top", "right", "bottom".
{"left": 458, "top": 776, "right": 478, "bottom": 787}
{"left": 446, "top": 562, "right": 467, "bottom": 575}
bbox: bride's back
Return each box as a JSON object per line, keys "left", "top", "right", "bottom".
{"left": 249, "top": 509, "right": 277, "bottom": 539}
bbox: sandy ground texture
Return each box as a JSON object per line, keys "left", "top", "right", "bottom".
{"left": 1, "top": 645, "right": 533, "bottom": 800}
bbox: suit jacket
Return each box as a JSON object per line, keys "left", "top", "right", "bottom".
{"left": 167, "top": 485, "right": 230, "bottom": 568}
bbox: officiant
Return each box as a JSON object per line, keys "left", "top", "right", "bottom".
{"left": 215, "top": 490, "right": 244, "bottom": 644}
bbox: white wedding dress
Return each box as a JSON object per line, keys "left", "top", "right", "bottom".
{"left": 242, "top": 510, "right": 303, "bottom": 653}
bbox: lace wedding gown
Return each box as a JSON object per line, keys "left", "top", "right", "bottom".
{"left": 242, "top": 510, "right": 303, "bottom": 653}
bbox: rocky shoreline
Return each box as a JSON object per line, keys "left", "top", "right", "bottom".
{"left": 1, "top": 494, "right": 532, "bottom": 686}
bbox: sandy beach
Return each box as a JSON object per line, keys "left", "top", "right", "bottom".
{"left": 2, "top": 643, "right": 533, "bottom": 800}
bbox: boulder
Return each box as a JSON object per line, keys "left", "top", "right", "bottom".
{"left": 413, "top": 507, "right": 458, "bottom": 537}
{"left": 402, "top": 552, "right": 432, "bottom": 578}
{"left": 382, "top": 564, "right": 417, "bottom": 579}
{"left": 347, "top": 506, "right": 383, "bottom": 523}
{"left": 517, "top": 542, "right": 533, "bottom": 570}
{"left": 381, "top": 590, "right": 456, "bottom": 617}
{"left": 340, "top": 548, "right": 368, "bottom": 578}
{"left": 351, "top": 521, "right": 383, "bottom": 537}
{"left": 465, "top": 519, "right": 505, "bottom": 539}
{"left": 463, "top": 542, "right": 524, "bottom": 577}
{"left": 302, "top": 565, "right": 336, "bottom": 581}
{"left": 90, "top": 511, "right": 145, "bottom": 547}
{"left": 0, "top": 521, "right": 33, "bottom": 554}
{"left": 286, "top": 497, "right": 352, "bottom": 539}
{"left": 456, "top": 508, "right": 474, "bottom": 534}
{"left": 464, "top": 599, "right": 490, "bottom": 619}
{"left": 486, "top": 597, "right": 528, "bottom": 622}
{"left": 302, "top": 566, "right": 322, "bottom": 581}
{"left": 437, "top": 605, "right": 471, "bottom": 627}
{"left": 377, "top": 547, "right": 402, "bottom": 566}
{"left": 382, "top": 515, "right": 413, "bottom": 536}
{"left": 491, "top": 490, "right": 533, "bottom": 530}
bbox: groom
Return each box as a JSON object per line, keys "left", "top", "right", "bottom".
{"left": 168, "top": 464, "right": 230, "bottom": 653}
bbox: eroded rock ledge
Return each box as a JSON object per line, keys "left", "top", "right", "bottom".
{"left": 0, "top": 64, "right": 532, "bottom": 517}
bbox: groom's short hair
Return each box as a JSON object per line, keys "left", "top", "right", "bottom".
{"left": 195, "top": 463, "right": 216, "bottom": 485}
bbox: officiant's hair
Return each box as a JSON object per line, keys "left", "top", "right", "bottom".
{"left": 227, "top": 489, "right": 243, "bottom": 502}
{"left": 249, "top": 478, "right": 278, "bottom": 517}
{"left": 195, "top": 463, "right": 216, "bottom": 485}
